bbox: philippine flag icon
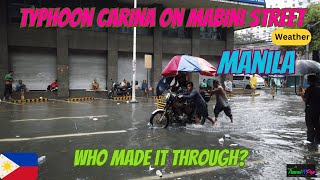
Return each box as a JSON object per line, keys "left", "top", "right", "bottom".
{"left": 0, "top": 153, "right": 38, "bottom": 180}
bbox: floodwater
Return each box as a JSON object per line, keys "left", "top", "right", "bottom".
{"left": 0, "top": 89, "right": 319, "bottom": 179}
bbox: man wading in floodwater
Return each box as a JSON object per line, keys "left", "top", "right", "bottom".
{"left": 208, "top": 80, "right": 233, "bottom": 123}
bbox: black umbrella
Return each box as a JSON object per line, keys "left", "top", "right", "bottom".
{"left": 296, "top": 60, "right": 320, "bottom": 75}
{"left": 156, "top": 77, "right": 174, "bottom": 96}
{"left": 293, "top": 60, "right": 320, "bottom": 96}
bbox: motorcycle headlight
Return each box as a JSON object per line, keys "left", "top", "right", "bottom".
{"left": 165, "top": 93, "right": 170, "bottom": 100}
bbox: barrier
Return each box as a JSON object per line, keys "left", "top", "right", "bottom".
{"left": 113, "top": 96, "right": 132, "bottom": 101}
{"left": 12, "top": 98, "right": 48, "bottom": 103}
{"left": 152, "top": 96, "right": 165, "bottom": 100}
{"left": 157, "top": 101, "right": 166, "bottom": 109}
{"left": 65, "top": 97, "right": 95, "bottom": 101}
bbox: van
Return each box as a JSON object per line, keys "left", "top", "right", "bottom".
{"left": 232, "top": 74, "right": 265, "bottom": 89}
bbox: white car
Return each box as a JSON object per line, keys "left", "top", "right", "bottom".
{"left": 232, "top": 74, "right": 265, "bottom": 89}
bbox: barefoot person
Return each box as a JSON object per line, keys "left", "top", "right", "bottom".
{"left": 208, "top": 80, "right": 233, "bottom": 123}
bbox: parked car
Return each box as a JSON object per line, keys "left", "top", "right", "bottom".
{"left": 232, "top": 74, "right": 265, "bottom": 89}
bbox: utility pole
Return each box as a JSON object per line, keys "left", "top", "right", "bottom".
{"left": 130, "top": 0, "right": 138, "bottom": 103}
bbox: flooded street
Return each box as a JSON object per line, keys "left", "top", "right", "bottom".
{"left": 0, "top": 89, "right": 319, "bottom": 179}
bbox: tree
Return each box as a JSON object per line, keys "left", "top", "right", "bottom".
{"left": 280, "top": 2, "right": 320, "bottom": 61}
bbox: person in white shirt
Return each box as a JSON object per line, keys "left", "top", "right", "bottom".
{"left": 121, "top": 79, "right": 127, "bottom": 87}
{"left": 224, "top": 78, "right": 233, "bottom": 97}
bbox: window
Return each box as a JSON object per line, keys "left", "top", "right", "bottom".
{"left": 233, "top": 76, "right": 244, "bottom": 80}
{"left": 200, "top": 27, "right": 226, "bottom": 40}
{"left": 270, "top": 5, "right": 272, "bottom": 8}
{"left": 293, "top": 4, "right": 295, "bottom": 7}
{"left": 162, "top": 26, "right": 191, "bottom": 38}
{"left": 119, "top": 27, "right": 153, "bottom": 36}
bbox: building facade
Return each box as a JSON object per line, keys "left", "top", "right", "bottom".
{"left": 0, "top": 0, "right": 265, "bottom": 98}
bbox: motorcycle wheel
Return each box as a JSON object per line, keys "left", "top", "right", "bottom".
{"left": 149, "top": 111, "right": 169, "bottom": 128}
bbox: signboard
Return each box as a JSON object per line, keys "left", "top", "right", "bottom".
{"left": 230, "top": 0, "right": 266, "bottom": 6}
{"left": 145, "top": 54, "right": 152, "bottom": 69}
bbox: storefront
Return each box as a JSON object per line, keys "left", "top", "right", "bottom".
{"left": 10, "top": 47, "right": 56, "bottom": 90}
{"left": 69, "top": 50, "right": 107, "bottom": 90}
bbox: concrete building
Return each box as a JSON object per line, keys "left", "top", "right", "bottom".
{"left": 1, "top": 0, "right": 265, "bottom": 98}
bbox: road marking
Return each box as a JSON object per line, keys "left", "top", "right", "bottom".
{"left": 0, "top": 103, "right": 157, "bottom": 113}
{"left": 49, "top": 99, "right": 89, "bottom": 104}
{"left": 1, "top": 101, "right": 22, "bottom": 106}
{"left": 0, "top": 130, "right": 127, "bottom": 142}
{"left": 11, "top": 115, "right": 109, "bottom": 122}
{"left": 128, "top": 160, "right": 264, "bottom": 180}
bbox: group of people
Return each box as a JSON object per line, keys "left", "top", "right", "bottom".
{"left": 3, "top": 71, "right": 28, "bottom": 101}
{"left": 3, "top": 71, "right": 58, "bottom": 101}
{"left": 171, "top": 73, "right": 233, "bottom": 126}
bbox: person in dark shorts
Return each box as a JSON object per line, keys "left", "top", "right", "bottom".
{"left": 208, "top": 80, "right": 233, "bottom": 123}
{"left": 301, "top": 75, "right": 320, "bottom": 144}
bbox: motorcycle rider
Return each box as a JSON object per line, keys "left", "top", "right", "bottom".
{"left": 179, "top": 82, "right": 215, "bottom": 125}
{"left": 171, "top": 73, "right": 189, "bottom": 93}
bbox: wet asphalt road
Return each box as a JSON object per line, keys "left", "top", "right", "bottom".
{"left": 0, "top": 89, "right": 319, "bottom": 180}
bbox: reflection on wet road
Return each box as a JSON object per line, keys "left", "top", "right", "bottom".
{"left": 0, "top": 90, "right": 319, "bottom": 179}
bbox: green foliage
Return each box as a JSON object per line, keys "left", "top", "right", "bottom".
{"left": 281, "top": 2, "right": 320, "bottom": 54}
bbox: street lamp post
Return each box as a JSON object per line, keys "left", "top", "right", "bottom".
{"left": 305, "top": 20, "right": 320, "bottom": 60}
{"left": 131, "top": 0, "right": 138, "bottom": 103}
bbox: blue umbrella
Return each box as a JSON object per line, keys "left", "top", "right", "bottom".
{"left": 156, "top": 77, "right": 174, "bottom": 96}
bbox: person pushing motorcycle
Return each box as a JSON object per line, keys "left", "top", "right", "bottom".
{"left": 179, "top": 82, "right": 215, "bottom": 125}
{"left": 208, "top": 80, "right": 233, "bottom": 123}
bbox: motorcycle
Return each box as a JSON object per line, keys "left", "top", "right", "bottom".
{"left": 108, "top": 83, "right": 132, "bottom": 99}
{"left": 149, "top": 89, "right": 204, "bottom": 128}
